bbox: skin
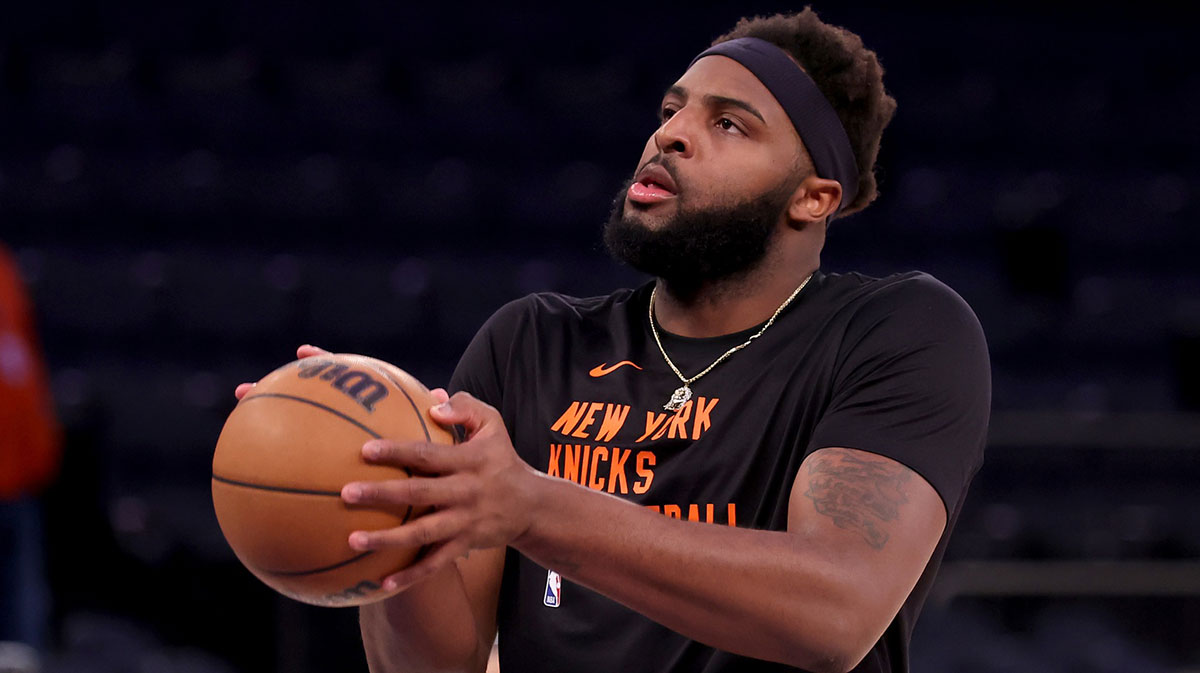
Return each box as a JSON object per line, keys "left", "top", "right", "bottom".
{"left": 234, "top": 56, "right": 948, "bottom": 673}
{"left": 631, "top": 55, "right": 840, "bottom": 337}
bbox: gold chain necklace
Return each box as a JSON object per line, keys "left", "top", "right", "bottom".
{"left": 648, "top": 273, "right": 814, "bottom": 411}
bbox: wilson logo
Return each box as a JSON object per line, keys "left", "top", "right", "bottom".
{"left": 588, "top": 361, "right": 643, "bottom": 378}
{"left": 296, "top": 359, "right": 389, "bottom": 412}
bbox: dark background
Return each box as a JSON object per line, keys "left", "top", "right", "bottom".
{"left": 2, "top": 1, "right": 1198, "bottom": 671}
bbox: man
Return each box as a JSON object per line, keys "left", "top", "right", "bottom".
{"left": 244, "top": 8, "right": 989, "bottom": 672}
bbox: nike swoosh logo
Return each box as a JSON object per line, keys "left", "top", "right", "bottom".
{"left": 588, "top": 361, "right": 644, "bottom": 377}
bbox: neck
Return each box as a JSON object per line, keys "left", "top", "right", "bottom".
{"left": 653, "top": 258, "right": 819, "bottom": 338}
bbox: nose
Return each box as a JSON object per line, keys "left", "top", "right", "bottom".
{"left": 653, "top": 110, "right": 693, "bottom": 157}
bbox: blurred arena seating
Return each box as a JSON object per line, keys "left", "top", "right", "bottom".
{"left": 2, "top": 1, "right": 1197, "bottom": 671}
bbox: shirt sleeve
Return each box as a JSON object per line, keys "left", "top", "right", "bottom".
{"left": 447, "top": 297, "right": 532, "bottom": 410}
{"left": 807, "top": 273, "right": 991, "bottom": 512}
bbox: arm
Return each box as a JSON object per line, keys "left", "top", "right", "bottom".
{"left": 540, "top": 446, "right": 944, "bottom": 671}
{"left": 517, "top": 446, "right": 943, "bottom": 672}
{"left": 355, "top": 385, "right": 504, "bottom": 673}
{"left": 359, "top": 546, "right": 504, "bottom": 673}
{"left": 356, "top": 298, "right": 531, "bottom": 673}
{"left": 344, "top": 396, "right": 946, "bottom": 673}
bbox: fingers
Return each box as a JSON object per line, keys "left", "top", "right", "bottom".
{"left": 235, "top": 343, "right": 325, "bottom": 399}
{"left": 297, "top": 344, "right": 329, "bottom": 359}
{"left": 428, "top": 392, "right": 502, "bottom": 437}
{"left": 360, "top": 439, "right": 477, "bottom": 474}
{"left": 429, "top": 387, "right": 450, "bottom": 405}
{"left": 348, "top": 509, "right": 468, "bottom": 552}
{"left": 341, "top": 474, "right": 476, "bottom": 508}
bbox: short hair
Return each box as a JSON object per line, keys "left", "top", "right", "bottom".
{"left": 714, "top": 7, "right": 897, "bottom": 218}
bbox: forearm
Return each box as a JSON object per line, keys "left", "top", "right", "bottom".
{"left": 512, "top": 474, "right": 872, "bottom": 672}
{"left": 359, "top": 564, "right": 489, "bottom": 673}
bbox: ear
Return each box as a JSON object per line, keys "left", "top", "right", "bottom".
{"left": 786, "top": 175, "right": 843, "bottom": 227}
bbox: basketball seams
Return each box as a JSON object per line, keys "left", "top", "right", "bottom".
{"left": 211, "top": 474, "right": 342, "bottom": 497}
{"left": 236, "top": 392, "right": 383, "bottom": 438}
{"left": 250, "top": 550, "right": 376, "bottom": 578}
{"left": 344, "top": 356, "right": 435, "bottom": 443}
{"left": 212, "top": 356, "right": 445, "bottom": 602}
{"left": 215, "top": 391, "right": 414, "bottom": 525}
{"left": 211, "top": 479, "right": 387, "bottom": 578}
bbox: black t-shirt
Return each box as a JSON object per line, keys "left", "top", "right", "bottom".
{"left": 448, "top": 270, "right": 990, "bottom": 673}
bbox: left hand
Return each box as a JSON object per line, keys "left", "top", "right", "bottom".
{"left": 341, "top": 390, "right": 540, "bottom": 591}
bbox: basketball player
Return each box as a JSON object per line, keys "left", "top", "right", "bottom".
{"left": 240, "top": 9, "right": 990, "bottom": 672}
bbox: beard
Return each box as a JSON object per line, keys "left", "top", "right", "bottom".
{"left": 603, "top": 166, "right": 798, "bottom": 296}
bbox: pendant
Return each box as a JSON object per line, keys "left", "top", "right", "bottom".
{"left": 664, "top": 385, "right": 693, "bottom": 412}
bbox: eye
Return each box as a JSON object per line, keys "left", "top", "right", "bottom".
{"left": 659, "top": 106, "right": 678, "bottom": 123}
{"left": 717, "top": 117, "right": 743, "bottom": 134}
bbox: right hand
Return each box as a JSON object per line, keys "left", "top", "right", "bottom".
{"left": 233, "top": 344, "right": 329, "bottom": 400}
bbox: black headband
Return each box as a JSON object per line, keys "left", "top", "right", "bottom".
{"left": 689, "top": 37, "right": 859, "bottom": 213}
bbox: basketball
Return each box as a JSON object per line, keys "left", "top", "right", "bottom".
{"left": 211, "top": 353, "right": 454, "bottom": 607}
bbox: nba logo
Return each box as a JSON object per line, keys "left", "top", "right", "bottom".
{"left": 543, "top": 570, "right": 562, "bottom": 608}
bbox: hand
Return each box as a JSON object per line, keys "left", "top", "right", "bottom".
{"left": 233, "top": 344, "right": 328, "bottom": 399}
{"left": 340, "top": 391, "right": 540, "bottom": 591}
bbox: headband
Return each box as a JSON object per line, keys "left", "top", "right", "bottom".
{"left": 689, "top": 37, "right": 859, "bottom": 212}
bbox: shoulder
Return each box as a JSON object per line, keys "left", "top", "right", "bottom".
{"left": 819, "top": 270, "right": 985, "bottom": 341}
{"left": 452, "top": 286, "right": 644, "bottom": 402}
{"left": 481, "top": 286, "right": 642, "bottom": 333}
{"left": 822, "top": 270, "right": 972, "bottom": 311}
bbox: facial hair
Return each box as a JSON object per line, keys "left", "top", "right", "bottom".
{"left": 603, "top": 166, "right": 798, "bottom": 297}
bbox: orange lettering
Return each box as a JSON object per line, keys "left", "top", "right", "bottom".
{"left": 547, "top": 443, "right": 562, "bottom": 477}
{"left": 666, "top": 400, "right": 692, "bottom": 439}
{"left": 580, "top": 445, "right": 591, "bottom": 486}
{"left": 551, "top": 402, "right": 587, "bottom": 435}
{"left": 563, "top": 445, "right": 582, "bottom": 483}
{"left": 595, "top": 404, "right": 631, "bottom": 442}
{"left": 571, "top": 402, "right": 605, "bottom": 439}
{"left": 636, "top": 411, "right": 668, "bottom": 443}
{"left": 589, "top": 446, "right": 607, "bottom": 490}
{"left": 606, "top": 447, "right": 630, "bottom": 494}
{"left": 646, "top": 502, "right": 732, "bottom": 525}
{"left": 632, "top": 451, "right": 656, "bottom": 494}
{"left": 692, "top": 396, "right": 718, "bottom": 440}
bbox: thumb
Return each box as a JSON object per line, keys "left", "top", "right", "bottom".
{"left": 429, "top": 392, "right": 499, "bottom": 438}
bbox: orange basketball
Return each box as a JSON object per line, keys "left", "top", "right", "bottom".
{"left": 211, "top": 353, "right": 453, "bottom": 607}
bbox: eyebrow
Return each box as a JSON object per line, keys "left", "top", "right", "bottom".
{"left": 664, "top": 85, "right": 767, "bottom": 125}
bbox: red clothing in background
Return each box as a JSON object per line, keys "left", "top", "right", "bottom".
{"left": 0, "top": 245, "right": 61, "bottom": 499}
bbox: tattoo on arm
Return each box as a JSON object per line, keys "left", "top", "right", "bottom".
{"left": 803, "top": 449, "right": 912, "bottom": 550}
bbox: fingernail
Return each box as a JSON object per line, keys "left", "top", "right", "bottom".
{"left": 432, "top": 402, "right": 450, "bottom": 414}
{"left": 362, "top": 442, "right": 381, "bottom": 458}
{"left": 349, "top": 532, "right": 369, "bottom": 549}
{"left": 382, "top": 577, "right": 399, "bottom": 591}
{"left": 343, "top": 484, "right": 362, "bottom": 502}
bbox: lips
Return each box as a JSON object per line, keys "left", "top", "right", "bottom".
{"left": 627, "top": 163, "right": 678, "bottom": 204}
